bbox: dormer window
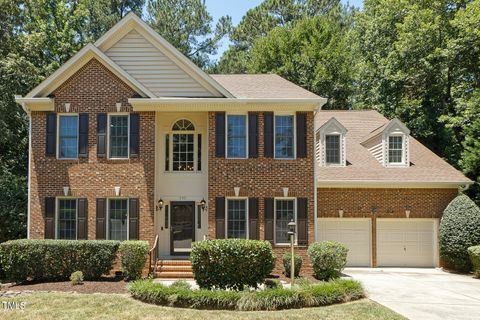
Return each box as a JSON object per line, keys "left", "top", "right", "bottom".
{"left": 388, "top": 135, "right": 404, "bottom": 164}
{"left": 317, "top": 117, "right": 347, "bottom": 167}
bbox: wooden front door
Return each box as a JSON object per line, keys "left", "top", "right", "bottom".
{"left": 170, "top": 202, "right": 195, "bottom": 255}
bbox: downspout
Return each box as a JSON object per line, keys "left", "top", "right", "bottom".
{"left": 26, "top": 105, "right": 32, "bottom": 239}
{"left": 313, "top": 105, "right": 320, "bottom": 243}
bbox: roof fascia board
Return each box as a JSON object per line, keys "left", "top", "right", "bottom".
{"left": 14, "top": 97, "right": 54, "bottom": 112}
{"left": 26, "top": 44, "right": 154, "bottom": 98}
{"left": 94, "top": 13, "right": 234, "bottom": 98}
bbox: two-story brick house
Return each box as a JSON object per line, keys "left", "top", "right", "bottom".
{"left": 15, "top": 13, "right": 471, "bottom": 275}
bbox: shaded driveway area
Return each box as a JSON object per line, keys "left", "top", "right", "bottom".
{"left": 345, "top": 268, "right": 480, "bottom": 320}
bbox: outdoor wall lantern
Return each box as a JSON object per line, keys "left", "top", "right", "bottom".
{"left": 156, "top": 199, "right": 164, "bottom": 212}
{"left": 287, "top": 219, "right": 297, "bottom": 285}
{"left": 200, "top": 198, "right": 207, "bottom": 212}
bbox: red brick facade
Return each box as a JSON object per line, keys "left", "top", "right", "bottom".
{"left": 29, "top": 59, "right": 155, "bottom": 246}
{"left": 207, "top": 112, "right": 316, "bottom": 272}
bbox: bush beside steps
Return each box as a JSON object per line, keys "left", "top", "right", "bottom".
{"left": 128, "top": 279, "right": 365, "bottom": 311}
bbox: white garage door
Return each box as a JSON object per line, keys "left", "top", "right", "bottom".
{"left": 377, "top": 219, "right": 437, "bottom": 267}
{"left": 317, "top": 218, "right": 371, "bottom": 267}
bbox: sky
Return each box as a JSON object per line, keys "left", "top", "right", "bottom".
{"left": 205, "top": 0, "right": 364, "bottom": 60}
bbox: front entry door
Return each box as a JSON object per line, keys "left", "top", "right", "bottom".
{"left": 170, "top": 202, "right": 195, "bottom": 255}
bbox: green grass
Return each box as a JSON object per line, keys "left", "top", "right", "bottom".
{"left": 0, "top": 292, "right": 406, "bottom": 320}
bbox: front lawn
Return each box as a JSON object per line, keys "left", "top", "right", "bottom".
{"left": 0, "top": 292, "right": 406, "bottom": 320}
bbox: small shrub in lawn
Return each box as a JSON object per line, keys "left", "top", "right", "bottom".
{"left": 264, "top": 279, "right": 282, "bottom": 289}
{"left": 468, "top": 246, "right": 480, "bottom": 278}
{"left": 190, "top": 239, "right": 276, "bottom": 290}
{"left": 70, "top": 271, "right": 83, "bottom": 285}
{"left": 283, "top": 252, "right": 302, "bottom": 278}
{"left": 170, "top": 280, "right": 191, "bottom": 289}
{"left": 439, "top": 194, "right": 480, "bottom": 272}
{"left": 128, "top": 278, "right": 364, "bottom": 310}
{"left": 0, "top": 239, "right": 119, "bottom": 282}
{"left": 308, "top": 241, "right": 348, "bottom": 281}
{"left": 119, "top": 241, "right": 149, "bottom": 280}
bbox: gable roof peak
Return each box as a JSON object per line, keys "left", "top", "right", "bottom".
{"left": 317, "top": 116, "right": 348, "bottom": 133}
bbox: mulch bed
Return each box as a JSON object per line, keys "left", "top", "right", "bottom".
{"left": 6, "top": 277, "right": 128, "bottom": 294}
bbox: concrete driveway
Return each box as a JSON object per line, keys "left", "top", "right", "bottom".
{"left": 345, "top": 268, "right": 480, "bottom": 320}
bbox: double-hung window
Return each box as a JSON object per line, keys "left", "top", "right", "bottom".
{"left": 57, "top": 199, "right": 77, "bottom": 239}
{"left": 108, "top": 199, "right": 128, "bottom": 241}
{"left": 325, "top": 134, "right": 341, "bottom": 165}
{"left": 109, "top": 115, "right": 129, "bottom": 159}
{"left": 227, "top": 115, "right": 247, "bottom": 158}
{"left": 275, "top": 115, "right": 295, "bottom": 159}
{"left": 59, "top": 115, "right": 78, "bottom": 159}
{"left": 226, "top": 199, "right": 247, "bottom": 239}
{"left": 275, "top": 199, "right": 296, "bottom": 244}
{"left": 166, "top": 119, "right": 201, "bottom": 172}
{"left": 388, "top": 136, "right": 403, "bottom": 164}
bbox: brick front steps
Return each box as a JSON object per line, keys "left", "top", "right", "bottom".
{"left": 154, "top": 260, "right": 193, "bottom": 279}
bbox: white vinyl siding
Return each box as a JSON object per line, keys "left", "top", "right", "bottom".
{"left": 106, "top": 30, "right": 214, "bottom": 97}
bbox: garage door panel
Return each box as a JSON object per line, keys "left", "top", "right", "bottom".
{"left": 377, "top": 219, "right": 436, "bottom": 268}
{"left": 318, "top": 219, "right": 371, "bottom": 267}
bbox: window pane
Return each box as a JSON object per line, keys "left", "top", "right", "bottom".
{"left": 227, "top": 115, "right": 247, "bottom": 158}
{"left": 275, "top": 115, "right": 294, "bottom": 159}
{"left": 109, "top": 116, "right": 129, "bottom": 158}
{"left": 227, "top": 199, "right": 247, "bottom": 239}
{"left": 58, "top": 199, "right": 77, "bottom": 239}
{"left": 325, "top": 135, "right": 340, "bottom": 164}
{"left": 172, "top": 134, "right": 194, "bottom": 171}
{"left": 275, "top": 199, "right": 295, "bottom": 243}
{"left": 388, "top": 136, "right": 403, "bottom": 163}
{"left": 109, "top": 199, "right": 128, "bottom": 241}
{"left": 172, "top": 119, "right": 194, "bottom": 131}
{"left": 59, "top": 116, "right": 78, "bottom": 158}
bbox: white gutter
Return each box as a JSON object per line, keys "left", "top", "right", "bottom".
{"left": 129, "top": 97, "right": 327, "bottom": 105}
{"left": 316, "top": 180, "right": 474, "bottom": 188}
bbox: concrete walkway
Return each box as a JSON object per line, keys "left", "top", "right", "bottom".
{"left": 345, "top": 268, "right": 480, "bottom": 320}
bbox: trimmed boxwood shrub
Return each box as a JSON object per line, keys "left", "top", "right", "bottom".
{"left": 0, "top": 239, "right": 119, "bottom": 281}
{"left": 439, "top": 194, "right": 480, "bottom": 272}
{"left": 283, "top": 252, "right": 302, "bottom": 278}
{"left": 190, "top": 239, "right": 276, "bottom": 290}
{"left": 468, "top": 246, "right": 480, "bottom": 278}
{"left": 119, "top": 240, "right": 149, "bottom": 280}
{"left": 308, "top": 241, "right": 348, "bottom": 281}
{"left": 128, "top": 278, "right": 364, "bottom": 310}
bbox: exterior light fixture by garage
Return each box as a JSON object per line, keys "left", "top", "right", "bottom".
{"left": 156, "top": 199, "right": 164, "bottom": 212}
{"left": 200, "top": 198, "right": 207, "bottom": 212}
{"left": 288, "top": 219, "right": 297, "bottom": 285}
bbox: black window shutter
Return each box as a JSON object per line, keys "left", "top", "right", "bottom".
{"left": 96, "top": 198, "right": 107, "bottom": 239}
{"left": 96, "top": 113, "right": 107, "bottom": 157}
{"left": 46, "top": 113, "right": 56, "bottom": 157}
{"left": 129, "top": 198, "right": 139, "bottom": 240}
{"left": 248, "top": 198, "right": 259, "bottom": 240}
{"left": 130, "top": 113, "right": 139, "bottom": 157}
{"left": 44, "top": 197, "right": 56, "bottom": 239}
{"left": 215, "top": 197, "right": 225, "bottom": 239}
{"left": 297, "top": 198, "right": 308, "bottom": 245}
{"left": 215, "top": 112, "right": 225, "bottom": 157}
{"left": 296, "top": 112, "right": 307, "bottom": 158}
{"left": 248, "top": 112, "right": 258, "bottom": 158}
{"left": 264, "top": 198, "right": 274, "bottom": 244}
{"left": 78, "top": 113, "right": 89, "bottom": 158}
{"left": 77, "top": 198, "right": 88, "bottom": 240}
{"left": 264, "top": 112, "right": 274, "bottom": 158}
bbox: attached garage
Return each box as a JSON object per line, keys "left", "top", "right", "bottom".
{"left": 376, "top": 219, "right": 438, "bottom": 267}
{"left": 317, "top": 218, "right": 371, "bottom": 267}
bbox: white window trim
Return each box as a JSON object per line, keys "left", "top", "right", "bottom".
{"left": 107, "top": 113, "right": 130, "bottom": 160}
{"left": 166, "top": 118, "right": 200, "bottom": 172}
{"left": 225, "top": 197, "right": 249, "bottom": 239}
{"left": 57, "top": 113, "right": 79, "bottom": 160}
{"left": 226, "top": 113, "right": 248, "bottom": 159}
{"left": 273, "top": 197, "right": 297, "bottom": 245}
{"left": 386, "top": 134, "right": 407, "bottom": 167}
{"left": 324, "top": 133, "right": 343, "bottom": 166}
{"left": 274, "top": 113, "right": 296, "bottom": 160}
{"left": 55, "top": 197, "right": 78, "bottom": 240}
{"left": 106, "top": 197, "right": 129, "bottom": 241}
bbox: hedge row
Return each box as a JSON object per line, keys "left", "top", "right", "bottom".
{"left": 128, "top": 279, "right": 365, "bottom": 310}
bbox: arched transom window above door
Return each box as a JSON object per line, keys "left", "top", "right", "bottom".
{"left": 165, "top": 119, "right": 201, "bottom": 172}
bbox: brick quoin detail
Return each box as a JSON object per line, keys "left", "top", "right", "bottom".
{"left": 29, "top": 59, "right": 155, "bottom": 246}
{"left": 207, "top": 112, "right": 315, "bottom": 273}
